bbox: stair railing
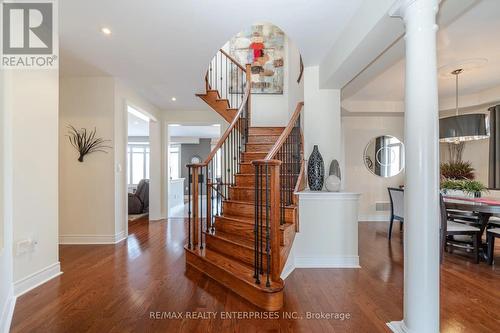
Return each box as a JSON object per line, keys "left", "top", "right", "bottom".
{"left": 252, "top": 102, "right": 305, "bottom": 286}
{"left": 206, "top": 49, "right": 249, "bottom": 114}
{"left": 187, "top": 59, "right": 251, "bottom": 250}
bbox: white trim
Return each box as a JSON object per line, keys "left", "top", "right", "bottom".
{"left": 294, "top": 255, "right": 360, "bottom": 268}
{"left": 280, "top": 254, "right": 296, "bottom": 280}
{"left": 114, "top": 231, "right": 127, "bottom": 244}
{"left": 0, "top": 289, "right": 15, "bottom": 333}
{"left": 295, "top": 190, "right": 361, "bottom": 200}
{"left": 387, "top": 320, "right": 410, "bottom": 333}
{"left": 59, "top": 231, "right": 127, "bottom": 245}
{"left": 13, "top": 262, "right": 62, "bottom": 297}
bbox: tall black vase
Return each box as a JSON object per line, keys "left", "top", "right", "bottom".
{"left": 307, "top": 145, "right": 324, "bottom": 191}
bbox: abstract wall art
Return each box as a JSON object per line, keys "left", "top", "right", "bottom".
{"left": 228, "top": 24, "right": 285, "bottom": 94}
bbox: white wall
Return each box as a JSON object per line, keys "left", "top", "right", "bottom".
{"left": 149, "top": 121, "right": 163, "bottom": 220}
{"left": 59, "top": 77, "right": 116, "bottom": 242}
{"left": 0, "top": 70, "right": 14, "bottom": 333}
{"left": 251, "top": 37, "right": 303, "bottom": 127}
{"left": 342, "top": 115, "right": 405, "bottom": 221}
{"left": 114, "top": 81, "right": 164, "bottom": 233}
{"left": 5, "top": 69, "right": 60, "bottom": 295}
{"left": 287, "top": 38, "right": 304, "bottom": 119}
{"left": 303, "top": 66, "right": 342, "bottom": 184}
{"left": 59, "top": 77, "right": 165, "bottom": 243}
{"left": 163, "top": 109, "right": 227, "bottom": 214}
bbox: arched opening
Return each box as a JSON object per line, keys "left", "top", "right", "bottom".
{"left": 205, "top": 22, "right": 304, "bottom": 127}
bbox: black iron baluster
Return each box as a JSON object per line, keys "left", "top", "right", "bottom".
{"left": 260, "top": 165, "right": 263, "bottom": 275}
{"left": 254, "top": 164, "right": 259, "bottom": 283}
{"left": 224, "top": 56, "right": 229, "bottom": 104}
{"left": 188, "top": 166, "right": 192, "bottom": 249}
{"left": 265, "top": 163, "right": 271, "bottom": 287}
{"left": 196, "top": 167, "right": 204, "bottom": 250}
{"left": 220, "top": 52, "right": 223, "bottom": 98}
{"left": 283, "top": 147, "right": 286, "bottom": 225}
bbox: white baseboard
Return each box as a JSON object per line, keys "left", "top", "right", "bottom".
{"left": 0, "top": 288, "right": 15, "bottom": 333}
{"left": 114, "top": 231, "right": 127, "bottom": 244}
{"left": 295, "top": 255, "right": 360, "bottom": 268}
{"left": 59, "top": 231, "right": 127, "bottom": 245}
{"left": 387, "top": 320, "right": 409, "bottom": 333}
{"left": 358, "top": 215, "right": 390, "bottom": 222}
{"left": 14, "top": 262, "right": 62, "bottom": 297}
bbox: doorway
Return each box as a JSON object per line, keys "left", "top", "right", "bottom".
{"left": 127, "top": 105, "right": 151, "bottom": 223}
{"left": 167, "top": 124, "right": 221, "bottom": 218}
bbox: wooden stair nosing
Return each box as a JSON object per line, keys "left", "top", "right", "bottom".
{"left": 185, "top": 247, "right": 284, "bottom": 311}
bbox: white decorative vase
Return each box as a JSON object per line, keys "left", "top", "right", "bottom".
{"left": 325, "top": 175, "right": 341, "bottom": 192}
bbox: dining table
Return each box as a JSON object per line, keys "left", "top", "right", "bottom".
{"left": 443, "top": 195, "right": 500, "bottom": 261}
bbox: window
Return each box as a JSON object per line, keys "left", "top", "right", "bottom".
{"left": 169, "top": 146, "right": 180, "bottom": 180}
{"left": 128, "top": 143, "right": 150, "bottom": 186}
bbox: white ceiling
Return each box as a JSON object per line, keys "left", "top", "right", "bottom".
{"left": 60, "top": 0, "right": 363, "bottom": 111}
{"left": 128, "top": 112, "right": 149, "bottom": 137}
{"left": 346, "top": 0, "right": 500, "bottom": 104}
{"left": 168, "top": 125, "right": 221, "bottom": 139}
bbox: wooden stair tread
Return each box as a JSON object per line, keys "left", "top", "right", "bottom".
{"left": 185, "top": 246, "right": 283, "bottom": 291}
{"left": 208, "top": 230, "right": 256, "bottom": 250}
{"left": 216, "top": 214, "right": 254, "bottom": 224}
{"left": 225, "top": 199, "right": 297, "bottom": 209}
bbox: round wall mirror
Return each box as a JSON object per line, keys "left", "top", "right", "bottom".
{"left": 363, "top": 135, "right": 405, "bottom": 177}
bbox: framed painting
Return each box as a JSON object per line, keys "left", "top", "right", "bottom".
{"left": 228, "top": 24, "right": 285, "bottom": 94}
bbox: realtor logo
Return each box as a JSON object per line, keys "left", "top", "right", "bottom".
{"left": 1, "top": 0, "right": 58, "bottom": 68}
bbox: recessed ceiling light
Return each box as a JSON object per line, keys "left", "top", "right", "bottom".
{"left": 101, "top": 27, "right": 112, "bottom": 35}
{"left": 171, "top": 97, "right": 177, "bottom": 101}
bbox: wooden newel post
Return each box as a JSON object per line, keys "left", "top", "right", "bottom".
{"left": 253, "top": 159, "right": 281, "bottom": 283}
{"left": 267, "top": 161, "right": 281, "bottom": 282}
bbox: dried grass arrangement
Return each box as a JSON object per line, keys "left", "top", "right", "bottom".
{"left": 67, "top": 125, "right": 111, "bottom": 162}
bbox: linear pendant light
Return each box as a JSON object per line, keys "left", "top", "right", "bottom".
{"left": 439, "top": 68, "right": 489, "bottom": 143}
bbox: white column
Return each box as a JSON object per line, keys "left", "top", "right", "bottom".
{"left": 388, "top": 1, "right": 441, "bottom": 333}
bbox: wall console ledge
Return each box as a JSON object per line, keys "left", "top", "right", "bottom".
{"left": 282, "top": 191, "right": 361, "bottom": 279}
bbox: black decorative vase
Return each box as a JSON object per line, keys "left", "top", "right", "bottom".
{"left": 307, "top": 145, "right": 324, "bottom": 191}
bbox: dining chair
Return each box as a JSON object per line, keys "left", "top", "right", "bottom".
{"left": 487, "top": 228, "right": 499, "bottom": 265}
{"left": 440, "top": 195, "right": 482, "bottom": 264}
{"left": 388, "top": 187, "right": 404, "bottom": 240}
{"left": 487, "top": 216, "right": 500, "bottom": 228}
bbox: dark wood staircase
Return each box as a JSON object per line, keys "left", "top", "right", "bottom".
{"left": 185, "top": 49, "right": 305, "bottom": 311}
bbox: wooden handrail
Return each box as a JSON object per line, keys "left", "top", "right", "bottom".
{"left": 219, "top": 48, "right": 246, "bottom": 71}
{"left": 203, "top": 84, "right": 250, "bottom": 164}
{"left": 265, "top": 102, "right": 304, "bottom": 160}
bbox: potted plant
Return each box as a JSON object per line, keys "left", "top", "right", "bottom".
{"left": 441, "top": 179, "right": 487, "bottom": 198}
{"left": 440, "top": 161, "right": 475, "bottom": 180}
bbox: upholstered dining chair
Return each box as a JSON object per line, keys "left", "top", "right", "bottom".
{"left": 487, "top": 216, "right": 500, "bottom": 228}
{"left": 440, "top": 195, "right": 482, "bottom": 264}
{"left": 387, "top": 187, "right": 404, "bottom": 240}
{"left": 487, "top": 228, "right": 500, "bottom": 265}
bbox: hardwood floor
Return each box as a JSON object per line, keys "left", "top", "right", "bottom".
{"left": 10, "top": 219, "right": 500, "bottom": 332}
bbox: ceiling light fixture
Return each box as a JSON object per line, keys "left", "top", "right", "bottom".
{"left": 439, "top": 68, "right": 489, "bottom": 144}
{"left": 101, "top": 27, "right": 112, "bottom": 35}
{"left": 171, "top": 97, "right": 177, "bottom": 101}
{"left": 169, "top": 124, "right": 181, "bottom": 127}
